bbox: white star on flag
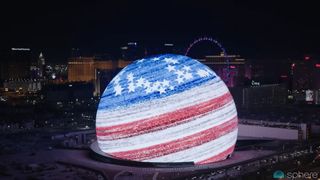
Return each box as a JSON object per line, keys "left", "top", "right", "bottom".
{"left": 175, "top": 70, "right": 184, "bottom": 77}
{"left": 184, "top": 72, "right": 193, "bottom": 80}
{"left": 110, "top": 55, "right": 214, "bottom": 97}
{"left": 175, "top": 77, "right": 184, "bottom": 84}
{"left": 127, "top": 73, "right": 134, "bottom": 82}
{"left": 113, "top": 76, "right": 120, "bottom": 84}
{"left": 166, "top": 65, "right": 175, "bottom": 72}
{"left": 197, "top": 69, "right": 210, "bottom": 77}
{"left": 152, "top": 57, "right": 161, "bottom": 61}
{"left": 136, "top": 77, "right": 145, "bottom": 87}
{"left": 143, "top": 80, "right": 151, "bottom": 88}
{"left": 183, "top": 65, "right": 191, "bottom": 72}
{"left": 153, "top": 81, "right": 161, "bottom": 88}
{"left": 163, "top": 58, "right": 178, "bottom": 64}
{"left": 151, "top": 86, "right": 158, "bottom": 92}
{"left": 158, "top": 86, "right": 166, "bottom": 94}
{"left": 161, "top": 79, "right": 170, "bottom": 87}
{"left": 128, "top": 83, "right": 135, "bottom": 93}
{"left": 114, "top": 84, "right": 123, "bottom": 96}
{"left": 145, "top": 87, "right": 153, "bottom": 94}
{"left": 150, "top": 81, "right": 160, "bottom": 92}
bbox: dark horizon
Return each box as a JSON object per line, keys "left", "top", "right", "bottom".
{"left": 2, "top": 1, "right": 320, "bottom": 62}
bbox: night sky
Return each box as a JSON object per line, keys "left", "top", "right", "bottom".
{"left": 1, "top": 1, "right": 320, "bottom": 62}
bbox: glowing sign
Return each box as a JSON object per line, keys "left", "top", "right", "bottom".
{"left": 251, "top": 80, "right": 260, "bottom": 86}
{"left": 127, "top": 42, "right": 137, "bottom": 46}
{"left": 96, "top": 54, "right": 238, "bottom": 164}
{"left": 306, "top": 90, "right": 314, "bottom": 102}
{"left": 164, "top": 43, "right": 174, "bottom": 46}
{"left": 11, "top": 48, "right": 30, "bottom": 51}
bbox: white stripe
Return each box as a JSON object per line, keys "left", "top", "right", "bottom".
{"left": 146, "top": 129, "right": 238, "bottom": 163}
{"left": 98, "top": 101, "right": 237, "bottom": 153}
{"left": 96, "top": 80, "right": 228, "bottom": 127}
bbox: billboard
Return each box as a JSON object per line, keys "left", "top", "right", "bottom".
{"left": 306, "top": 90, "right": 314, "bottom": 102}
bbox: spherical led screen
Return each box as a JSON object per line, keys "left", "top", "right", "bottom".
{"left": 96, "top": 54, "right": 238, "bottom": 164}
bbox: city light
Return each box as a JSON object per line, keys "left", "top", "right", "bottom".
{"left": 127, "top": 42, "right": 137, "bottom": 46}
{"left": 164, "top": 43, "right": 174, "bottom": 46}
{"left": 11, "top": 48, "right": 31, "bottom": 51}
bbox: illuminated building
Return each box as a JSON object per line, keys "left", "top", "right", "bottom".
{"left": 120, "top": 42, "right": 145, "bottom": 60}
{"left": 95, "top": 54, "right": 238, "bottom": 165}
{"left": 289, "top": 56, "right": 320, "bottom": 104}
{"left": 67, "top": 57, "right": 114, "bottom": 82}
{"left": 30, "top": 52, "right": 46, "bottom": 79}
{"left": 45, "top": 64, "right": 68, "bottom": 82}
{"left": 292, "top": 56, "right": 320, "bottom": 91}
{"left": 241, "top": 84, "right": 287, "bottom": 108}
{"left": 163, "top": 43, "right": 175, "bottom": 53}
{"left": 116, "top": 59, "right": 131, "bottom": 69}
{"left": 1, "top": 48, "right": 43, "bottom": 92}
{"left": 68, "top": 56, "right": 130, "bottom": 96}
{"left": 184, "top": 37, "right": 249, "bottom": 87}
{"left": 42, "top": 82, "right": 94, "bottom": 102}
{"left": 199, "top": 53, "right": 249, "bottom": 87}
{"left": 3, "top": 79, "right": 41, "bottom": 93}
{"left": 68, "top": 57, "right": 96, "bottom": 82}
{"left": 7, "top": 48, "right": 32, "bottom": 79}
{"left": 38, "top": 52, "right": 45, "bottom": 78}
{"left": 249, "top": 58, "right": 291, "bottom": 87}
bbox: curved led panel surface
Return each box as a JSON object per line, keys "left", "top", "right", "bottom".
{"left": 96, "top": 54, "right": 238, "bottom": 164}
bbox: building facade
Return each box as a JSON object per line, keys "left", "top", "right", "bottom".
{"left": 7, "top": 48, "right": 32, "bottom": 79}
{"left": 68, "top": 57, "right": 132, "bottom": 96}
{"left": 199, "top": 53, "right": 249, "bottom": 87}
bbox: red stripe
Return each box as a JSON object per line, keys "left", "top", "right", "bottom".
{"left": 96, "top": 92, "right": 233, "bottom": 140}
{"left": 109, "top": 116, "right": 237, "bottom": 161}
{"left": 196, "top": 145, "right": 235, "bottom": 164}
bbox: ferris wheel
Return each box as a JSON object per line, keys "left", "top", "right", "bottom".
{"left": 185, "top": 37, "right": 230, "bottom": 84}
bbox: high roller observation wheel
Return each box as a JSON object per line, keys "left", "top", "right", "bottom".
{"left": 185, "top": 37, "right": 230, "bottom": 84}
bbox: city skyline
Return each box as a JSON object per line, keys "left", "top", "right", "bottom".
{"left": 1, "top": 1, "right": 320, "bottom": 61}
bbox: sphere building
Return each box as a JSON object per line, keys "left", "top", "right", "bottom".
{"left": 95, "top": 54, "right": 238, "bottom": 165}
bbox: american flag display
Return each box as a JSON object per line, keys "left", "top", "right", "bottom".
{"left": 96, "top": 54, "right": 238, "bottom": 164}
